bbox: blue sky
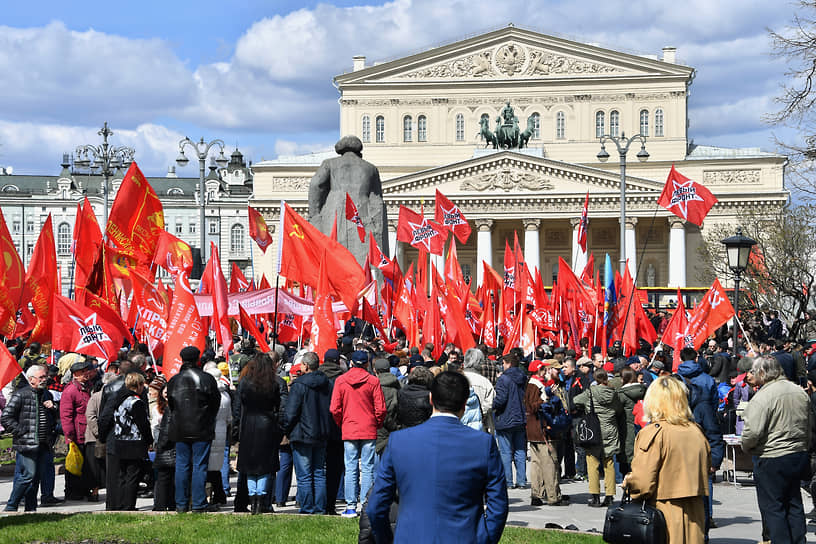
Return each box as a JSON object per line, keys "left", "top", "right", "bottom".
{"left": 0, "top": 0, "right": 801, "bottom": 177}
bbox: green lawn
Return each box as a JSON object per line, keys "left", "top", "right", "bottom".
{"left": 0, "top": 513, "right": 603, "bottom": 544}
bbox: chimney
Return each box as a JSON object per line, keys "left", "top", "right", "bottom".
{"left": 353, "top": 55, "right": 366, "bottom": 71}
{"left": 662, "top": 47, "right": 676, "bottom": 64}
{"left": 166, "top": 165, "right": 177, "bottom": 178}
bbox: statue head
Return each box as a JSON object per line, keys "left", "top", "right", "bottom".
{"left": 335, "top": 135, "right": 363, "bottom": 157}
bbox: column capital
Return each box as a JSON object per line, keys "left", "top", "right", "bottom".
{"left": 388, "top": 219, "right": 399, "bottom": 230}
{"left": 474, "top": 219, "right": 494, "bottom": 232}
{"left": 522, "top": 218, "right": 541, "bottom": 231}
{"left": 668, "top": 216, "right": 686, "bottom": 228}
{"left": 267, "top": 223, "right": 276, "bottom": 234}
{"left": 570, "top": 217, "right": 581, "bottom": 228}
{"left": 621, "top": 216, "right": 638, "bottom": 228}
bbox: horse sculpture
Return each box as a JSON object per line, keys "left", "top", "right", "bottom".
{"left": 495, "top": 116, "right": 520, "bottom": 149}
{"left": 519, "top": 116, "right": 536, "bottom": 149}
{"left": 478, "top": 117, "right": 499, "bottom": 149}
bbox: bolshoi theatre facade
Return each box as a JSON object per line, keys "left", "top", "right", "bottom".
{"left": 251, "top": 26, "right": 788, "bottom": 289}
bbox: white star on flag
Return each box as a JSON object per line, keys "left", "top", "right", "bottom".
{"left": 69, "top": 312, "right": 112, "bottom": 359}
{"left": 665, "top": 178, "right": 705, "bottom": 221}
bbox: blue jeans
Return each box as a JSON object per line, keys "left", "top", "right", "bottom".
{"left": 39, "top": 448, "right": 55, "bottom": 499}
{"left": 220, "top": 446, "right": 230, "bottom": 494}
{"left": 496, "top": 426, "right": 527, "bottom": 487}
{"left": 174, "top": 441, "right": 211, "bottom": 511}
{"left": 247, "top": 474, "right": 270, "bottom": 496}
{"left": 6, "top": 448, "right": 51, "bottom": 511}
{"left": 292, "top": 443, "right": 327, "bottom": 514}
{"left": 273, "top": 445, "right": 293, "bottom": 503}
{"left": 343, "top": 439, "right": 375, "bottom": 510}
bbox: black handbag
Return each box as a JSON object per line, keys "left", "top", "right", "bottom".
{"left": 576, "top": 387, "right": 602, "bottom": 448}
{"left": 602, "top": 490, "right": 667, "bottom": 544}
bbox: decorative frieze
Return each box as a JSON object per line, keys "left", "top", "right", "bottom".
{"left": 460, "top": 168, "right": 553, "bottom": 192}
{"left": 272, "top": 177, "right": 311, "bottom": 192}
{"left": 702, "top": 169, "right": 761, "bottom": 185}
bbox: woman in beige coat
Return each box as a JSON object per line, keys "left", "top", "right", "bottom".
{"left": 623, "top": 375, "right": 710, "bottom": 544}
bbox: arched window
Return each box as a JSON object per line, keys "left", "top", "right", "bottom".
{"left": 530, "top": 113, "right": 541, "bottom": 139}
{"left": 654, "top": 108, "right": 664, "bottom": 137}
{"left": 375, "top": 116, "right": 385, "bottom": 143}
{"left": 57, "top": 222, "right": 71, "bottom": 255}
{"left": 361, "top": 115, "right": 371, "bottom": 143}
{"left": 417, "top": 115, "right": 427, "bottom": 142}
{"left": 455, "top": 113, "right": 465, "bottom": 142}
{"left": 556, "top": 111, "right": 566, "bottom": 140}
{"left": 230, "top": 224, "right": 245, "bottom": 253}
{"left": 595, "top": 111, "right": 605, "bottom": 138}
{"left": 403, "top": 115, "right": 413, "bottom": 142}
{"left": 639, "top": 109, "right": 649, "bottom": 136}
{"left": 610, "top": 110, "right": 620, "bottom": 137}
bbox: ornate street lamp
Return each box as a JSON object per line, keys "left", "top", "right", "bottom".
{"left": 721, "top": 227, "right": 757, "bottom": 356}
{"left": 74, "top": 122, "right": 135, "bottom": 227}
{"left": 597, "top": 132, "right": 649, "bottom": 275}
{"left": 176, "top": 137, "right": 228, "bottom": 268}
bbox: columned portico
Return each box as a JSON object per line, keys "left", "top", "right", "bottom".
{"left": 475, "top": 219, "right": 494, "bottom": 285}
{"left": 668, "top": 217, "right": 687, "bottom": 287}
{"left": 522, "top": 218, "right": 541, "bottom": 272}
{"left": 570, "top": 217, "right": 587, "bottom": 272}
{"left": 623, "top": 217, "right": 637, "bottom": 279}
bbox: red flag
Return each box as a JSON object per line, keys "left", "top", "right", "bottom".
{"left": 131, "top": 271, "right": 169, "bottom": 360}
{"left": 238, "top": 304, "right": 271, "bottom": 353}
{"left": 51, "top": 294, "right": 124, "bottom": 360}
{"left": 0, "top": 209, "right": 25, "bottom": 337}
{"left": 73, "top": 197, "right": 103, "bottom": 298}
{"left": 153, "top": 231, "right": 194, "bottom": 278}
{"left": 685, "top": 279, "right": 735, "bottom": 350}
{"left": 83, "top": 291, "right": 134, "bottom": 347}
{"left": 503, "top": 240, "right": 516, "bottom": 290}
{"left": 279, "top": 203, "right": 365, "bottom": 313}
{"left": 657, "top": 165, "right": 718, "bottom": 227}
{"left": 0, "top": 342, "right": 22, "bottom": 390}
{"left": 396, "top": 205, "right": 448, "bottom": 256}
{"left": 577, "top": 191, "right": 589, "bottom": 253}
{"left": 434, "top": 189, "right": 471, "bottom": 244}
{"left": 206, "top": 243, "right": 233, "bottom": 354}
{"left": 26, "top": 215, "right": 59, "bottom": 343}
{"left": 162, "top": 273, "right": 206, "bottom": 377}
{"left": 344, "top": 193, "right": 366, "bottom": 243}
{"left": 480, "top": 292, "right": 499, "bottom": 348}
{"left": 661, "top": 289, "right": 689, "bottom": 371}
{"left": 106, "top": 162, "right": 164, "bottom": 263}
{"left": 368, "top": 232, "right": 401, "bottom": 284}
{"left": 275, "top": 312, "right": 302, "bottom": 345}
{"left": 229, "top": 263, "right": 250, "bottom": 293}
{"left": 248, "top": 205, "right": 273, "bottom": 253}
{"left": 425, "top": 282, "right": 444, "bottom": 360}
{"left": 311, "top": 255, "right": 338, "bottom": 360}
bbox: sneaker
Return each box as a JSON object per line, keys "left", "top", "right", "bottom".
{"left": 40, "top": 497, "right": 64, "bottom": 506}
{"left": 340, "top": 508, "right": 358, "bottom": 518}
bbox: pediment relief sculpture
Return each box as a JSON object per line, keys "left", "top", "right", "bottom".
{"left": 460, "top": 168, "right": 554, "bottom": 192}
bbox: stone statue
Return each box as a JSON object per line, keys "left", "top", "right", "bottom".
{"left": 500, "top": 101, "right": 515, "bottom": 125}
{"left": 647, "top": 263, "right": 656, "bottom": 287}
{"left": 308, "top": 135, "right": 389, "bottom": 266}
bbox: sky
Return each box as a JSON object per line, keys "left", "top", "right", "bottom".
{"left": 0, "top": 0, "right": 802, "bottom": 178}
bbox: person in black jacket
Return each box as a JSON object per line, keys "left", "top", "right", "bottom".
{"left": 320, "top": 348, "right": 345, "bottom": 514}
{"left": 396, "top": 366, "right": 433, "bottom": 429}
{"left": 281, "top": 352, "right": 331, "bottom": 514}
{"left": 106, "top": 373, "right": 152, "bottom": 511}
{"left": 1, "top": 365, "right": 58, "bottom": 512}
{"left": 152, "top": 383, "right": 175, "bottom": 511}
{"left": 166, "top": 346, "right": 220, "bottom": 513}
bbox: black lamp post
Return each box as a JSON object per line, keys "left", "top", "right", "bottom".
{"left": 721, "top": 227, "right": 757, "bottom": 356}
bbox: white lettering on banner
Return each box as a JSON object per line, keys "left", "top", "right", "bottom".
{"left": 193, "top": 288, "right": 348, "bottom": 318}
{"left": 69, "top": 313, "right": 112, "bottom": 354}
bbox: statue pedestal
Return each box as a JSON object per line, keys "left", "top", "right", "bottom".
{"left": 472, "top": 147, "right": 544, "bottom": 158}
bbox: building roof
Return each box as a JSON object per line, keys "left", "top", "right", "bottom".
{"left": 685, "top": 144, "right": 785, "bottom": 160}
{"left": 254, "top": 149, "right": 336, "bottom": 168}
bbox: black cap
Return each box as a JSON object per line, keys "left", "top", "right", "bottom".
{"left": 373, "top": 358, "right": 390, "bottom": 372}
{"left": 323, "top": 348, "right": 340, "bottom": 363}
{"left": 180, "top": 346, "right": 201, "bottom": 364}
{"left": 70, "top": 359, "right": 93, "bottom": 373}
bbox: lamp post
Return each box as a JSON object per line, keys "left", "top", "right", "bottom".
{"left": 597, "top": 132, "right": 649, "bottom": 275}
{"left": 721, "top": 227, "right": 757, "bottom": 357}
{"left": 74, "top": 122, "right": 135, "bottom": 228}
{"left": 176, "top": 137, "right": 228, "bottom": 268}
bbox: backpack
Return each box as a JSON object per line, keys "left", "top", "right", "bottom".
{"left": 539, "top": 391, "right": 572, "bottom": 436}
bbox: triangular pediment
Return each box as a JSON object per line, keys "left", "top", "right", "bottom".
{"left": 382, "top": 151, "right": 663, "bottom": 198}
{"left": 336, "top": 26, "right": 692, "bottom": 85}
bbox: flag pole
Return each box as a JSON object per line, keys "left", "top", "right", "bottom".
{"left": 272, "top": 200, "right": 286, "bottom": 352}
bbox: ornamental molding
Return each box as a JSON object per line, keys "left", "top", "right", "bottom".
{"left": 702, "top": 169, "right": 761, "bottom": 185}
{"left": 272, "top": 177, "right": 311, "bottom": 192}
{"left": 461, "top": 167, "right": 554, "bottom": 192}
{"left": 399, "top": 42, "right": 623, "bottom": 80}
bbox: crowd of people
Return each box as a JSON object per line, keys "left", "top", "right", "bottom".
{"left": 0, "top": 309, "right": 815, "bottom": 544}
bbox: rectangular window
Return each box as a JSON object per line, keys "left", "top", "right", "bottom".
{"left": 209, "top": 221, "right": 218, "bottom": 235}
{"left": 403, "top": 116, "right": 412, "bottom": 142}
{"left": 375, "top": 116, "right": 385, "bottom": 143}
{"left": 417, "top": 116, "right": 427, "bottom": 142}
{"left": 610, "top": 111, "right": 620, "bottom": 137}
{"left": 190, "top": 222, "right": 197, "bottom": 234}
{"left": 556, "top": 112, "right": 565, "bottom": 140}
{"left": 362, "top": 116, "right": 371, "bottom": 143}
{"left": 12, "top": 220, "right": 21, "bottom": 235}
{"left": 175, "top": 223, "right": 183, "bottom": 235}
{"left": 455, "top": 114, "right": 465, "bottom": 142}
{"left": 655, "top": 109, "right": 664, "bottom": 137}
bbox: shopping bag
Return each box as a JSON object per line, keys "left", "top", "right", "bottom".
{"left": 65, "top": 441, "right": 83, "bottom": 477}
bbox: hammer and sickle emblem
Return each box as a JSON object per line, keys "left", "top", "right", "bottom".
{"left": 289, "top": 224, "right": 305, "bottom": 240}
{"left": 710, "top": 291, "right": 724, "bottom": 308}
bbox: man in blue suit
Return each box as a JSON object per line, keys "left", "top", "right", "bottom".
{"left": 366, "top": 371, "right": 508, "bottom": 543}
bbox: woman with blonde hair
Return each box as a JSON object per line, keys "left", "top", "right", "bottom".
{"left": 623, "top": 375, "right": 710, "bottom": 543}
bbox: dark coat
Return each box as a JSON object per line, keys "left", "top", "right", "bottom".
{"left": 98, "top": 375, "right": 126, "bottom": 448}
{"left": 237, "top": 376, "right": 281, "bottom": 475}
{"left": 1, "top": 382, "right": 57, "bottom": 452}
{"left": 109, "top": 388, "right": 152, "bottom": 460}
{"left": 396, "top": 384, "right": 431, "bottom": 429}
{"left": 677, "top": 360, "right": 725, "bottom": 469}
{"left": 617, "top": 383, "right": 647, "bottom": 463}
{"left": 166, "top": 365, "right": 221, "bottom": 443}
{"left": 281, "top": 370, "right": 331, "bottom": 445}
{"left": 708, "top": 353, "right": 734, "bottom": 384}
{"left": 493, "top": 366, "right": 527, "bottom": 431}
{"left": 376, "top": 372, "right": 401, "bottom": 454}
{"left": 153, "top": 410, "right": 175, "bottom": 469}
{"left": 320, "top": 361, "right": 344, "bottom": 442}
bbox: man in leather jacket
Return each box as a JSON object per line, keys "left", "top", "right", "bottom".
{"left": 166, "top": 346, "right": 220, "bottom": 512}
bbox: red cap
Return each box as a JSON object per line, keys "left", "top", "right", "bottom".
{"left": 528, "top": 360, "right": 544, "bottom": 373}
{"left": 603, "top": 361, "right": 614, "bottom": 373}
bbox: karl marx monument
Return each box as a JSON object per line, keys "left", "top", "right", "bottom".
{"left": 308, "top": 135, "right": 389, "bottom": 266}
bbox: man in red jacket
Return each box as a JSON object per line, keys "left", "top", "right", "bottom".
{"left": 329, "top": 350, "right": 386, "bottom": 518}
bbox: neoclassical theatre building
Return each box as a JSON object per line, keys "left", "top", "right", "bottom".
{"left": 252, "top": 25, "right": 787, "bottom": 289}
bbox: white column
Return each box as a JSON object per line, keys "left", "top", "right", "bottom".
{"left": 570, "top": 217, "right": 587, "bottom": 272}
{"left": 668, "top": 217, "right": 687, "bottom": 288}
{"left": 623, "top": 217, "right": 637, "bottom": 280}
{"left": 522, "top": 219, "right": 541, "bottom": 273}
{"left": 388, "top": 219, "right": 403, "bottom": 269}
{"left": 475, "top": 219, "right": 494, "bottom": 286}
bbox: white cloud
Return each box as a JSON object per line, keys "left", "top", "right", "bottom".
{"left": 273, "top": 139, "right": 334, "bottom": 157}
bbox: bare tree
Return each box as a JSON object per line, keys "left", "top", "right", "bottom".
{"left": 697, "top": 205, "right": 816, "bottom": 339}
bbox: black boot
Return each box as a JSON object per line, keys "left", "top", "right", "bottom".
{"left": 587, "top": 494, "right": 601, "bottom": 507}
{"left": 601, "top": 495, "right": 614, "bottom": 507}
{"left": 250, "top": 496, "right": 259, "bottom": 515}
